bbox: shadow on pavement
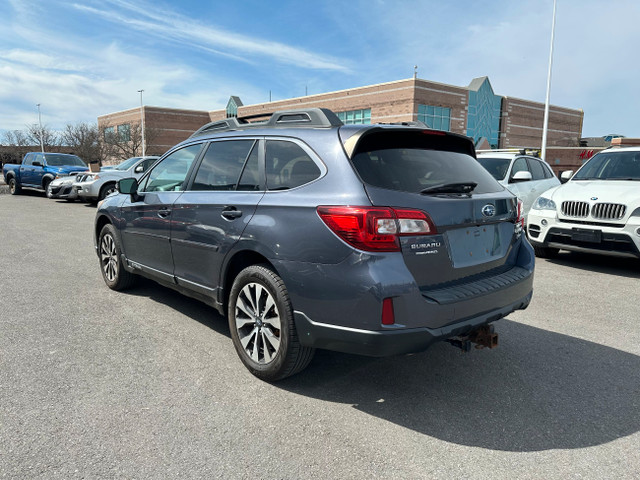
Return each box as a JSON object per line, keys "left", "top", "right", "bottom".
{"left": 117, "top": 277, "right": 640, "bottom": 453}
{"left": 276, "top": 319, "right": 640, "bottom": 452}
{"left": 546, "top": 251, "right": 640, "bottom": 279}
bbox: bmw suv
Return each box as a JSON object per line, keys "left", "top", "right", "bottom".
{"left": 94, "top": 108, "right": 534, "bottom": 381}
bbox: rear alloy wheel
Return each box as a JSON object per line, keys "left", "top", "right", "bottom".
{"left": 8, "top": 178, "right": 21, "bottom": 195}
{"left": 533, "top": 245, "right": 560, "bottom": 258}
{"left": 98, "top": 183, "right": 117, "bottom": 201}
{"left": 98, "top": 224, "right": 136, "bottom": 290}
{"left": 228, "top": 265, "right": 314, "bottom": 381}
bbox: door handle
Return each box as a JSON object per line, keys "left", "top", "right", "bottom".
{"left": 157, "top": 208, "right": 171, "bottom": 218}
{"left": 222, "top": 207, "right": 242, "bottom": 220}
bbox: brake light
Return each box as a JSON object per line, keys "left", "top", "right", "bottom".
{"left": 422, "top": 129, "right": 447, "bottom": 136}
{"left": 317, "top": 206, "right": 436, "bottom": 252}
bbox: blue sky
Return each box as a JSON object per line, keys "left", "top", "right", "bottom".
{"left": 1, "top": 0, "right": 638, "bottom": 138}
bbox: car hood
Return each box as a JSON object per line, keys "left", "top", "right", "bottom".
{"left": 545, "top": 180, "right": 640, "bottom": 204}
{"left": 53, "top": 165, "right": 89, "bottom": 175}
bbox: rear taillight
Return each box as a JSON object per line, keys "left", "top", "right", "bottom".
{"left": 317, "top": 206, "right": 436, "bottom": 252}
{"left": 516, "top": 199, "right": 525, "bottom": 234}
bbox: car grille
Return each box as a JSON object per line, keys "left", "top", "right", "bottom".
{"left": 561, "top": 201, "right": 589, "bottom": 218}
{"left": 591, "top": 203, "right": 626, "bottom": 220}
{"left": 561, "top": 201, "right": 627, "bottom": 220}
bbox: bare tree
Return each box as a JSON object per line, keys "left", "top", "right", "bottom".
{"left": 100, "top": 122, "right": 160, "bottom": 163}
{"left": 1, "top": 130, "right": 32, "bottom": 165}
{"left": 26, "top": 123, "right": 59, "bottom": 150}
{"left": 61, "top": 122, "right": 100, "bottom": 163}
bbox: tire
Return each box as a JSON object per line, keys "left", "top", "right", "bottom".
{"left": 8, "top": 177, "right": 21, "bottom": 195}
{"left": 42, "top": 177, "right": 52, "bottom": 196}
{"left": 45, "top": 182, "right": 54, "bottom": 198}
{"left": 533, "top": 245, "right": 560, "bottom": 258}
{"left": 98, "top": 223, "right": 136, "bottom": 290}
{"left": 98, "top": 183, "right": 117, "bottom": 201}
{"left": 228, "top": 265, "right": 315, "bottom": 381}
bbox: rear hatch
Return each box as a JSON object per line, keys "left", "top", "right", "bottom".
{"left": 341, "top": 126, "right": 520, "bottom": 289}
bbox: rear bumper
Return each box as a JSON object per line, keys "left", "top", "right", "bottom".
{"left": 294, "top": 290, "right": 532, "bottom": 356}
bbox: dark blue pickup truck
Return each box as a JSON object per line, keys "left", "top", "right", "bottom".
{"left": 2, "top": 152, "right": 88, "bottom": 195}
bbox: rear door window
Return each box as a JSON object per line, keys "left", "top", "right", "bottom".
{"left": 191, "top": 140, "right": 257, "bottom": 191}
{"left": 265, "top": 140, "right": 321, "bottom": 190}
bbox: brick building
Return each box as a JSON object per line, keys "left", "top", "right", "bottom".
{"left": 97, "top": 76, "right": 585, "bottom": 166}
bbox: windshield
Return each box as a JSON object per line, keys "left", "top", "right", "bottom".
{"left": 44, "top": 154, "right": 86, "bottom": 167}
{"left": 477, "top": 157, "right": 511, "bottom": 181}
{"left": 114, "top": 157, "right": 142, "bottom": 171}
{"left": 573, "top": 151, "right": 640, "bottom": 181}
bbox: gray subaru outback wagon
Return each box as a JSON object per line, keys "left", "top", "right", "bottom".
{"left": 94, "top": 108, "right": 534, "bottom": 381}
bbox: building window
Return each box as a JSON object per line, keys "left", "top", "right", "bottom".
{"left": 103, "top": 126, "right": 115, "bottom": 141}
{"left": 118, "top": 124, "right": 131, "bottom": 142}
{"left": 337, "top": 108, "right": 371, "bottom": 125}
{"left": 418, "top": 105, "right": 451, "bottom": 131}
{"left": 226, "top": 96, "right": 243, "bottom": 118}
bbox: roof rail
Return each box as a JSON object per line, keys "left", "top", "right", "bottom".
{"left": 190, "top": 107, "right": 343, "bottom": 138}
{"left": 476, "top": 148, "right": 541, "bottom": 157}
{"left": 383, "top": 120, "right": 430, "bottom": 128}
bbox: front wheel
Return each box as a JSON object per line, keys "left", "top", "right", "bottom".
{"left": 98, "top": 183, "right": 117, "bottom": 201}
{"left": 228, "top": 265, "right": 314, "bottom": 381}
{"left": 46, "top": 182, "right": 54, "bottom": 198}
{"left": 98, "top": 224, "right": 136, "bottom": 290}
{"left": 8, "top": 178, "right": 21, "bottom": 195}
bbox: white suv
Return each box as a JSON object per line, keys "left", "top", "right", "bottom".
{"left": 527, "top": 146, "right": 640, "bottom": 258}
{"left": 477, "top": 152, "right": 559, "bottom": 220}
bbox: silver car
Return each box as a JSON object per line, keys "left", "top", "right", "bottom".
{"left": 476, "top": 151, "right": 560, "bottom": 220}
{"left": 75, "top": 156, "right": 158, "bottom": 202}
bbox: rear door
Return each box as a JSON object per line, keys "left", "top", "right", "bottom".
{"left": 171, "top": 139, "right": 264, "bottom": 296}
{"left": 346, "top": 129, "right": 518, "bottom": 288}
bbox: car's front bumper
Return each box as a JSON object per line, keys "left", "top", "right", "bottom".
{"left": 76, "top": 180, "right": 99, "bottom": 199}
{"left": 527, "top": 209, "right": 640, "bottom": 258}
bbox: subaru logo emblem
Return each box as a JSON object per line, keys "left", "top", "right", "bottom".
{"left": 590, "top": 196, "right": 598, "bottom": 201}
{"left": 481, "top": 204, "right": 496, "bottom": 217}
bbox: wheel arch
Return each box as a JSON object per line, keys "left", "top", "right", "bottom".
{"left": 95, "top": 214, "right": 113, "bottom": 246}
{"left": 41, "top": 174, "right": 55, "bottom": 188}
{"left": 221, "top": 250, "right": 278, "bottom": 311}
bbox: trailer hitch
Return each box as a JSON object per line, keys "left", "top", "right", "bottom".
{"left": 446, "top": 324, "right": 498, "bottom": 352}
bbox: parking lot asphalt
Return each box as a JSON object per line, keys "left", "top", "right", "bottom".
{"left": 1, "top": 192, "right": 639, "bottom": 479}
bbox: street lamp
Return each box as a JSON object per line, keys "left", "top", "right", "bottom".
{"left": 541, "top": 0, "right": 557, "bottom": 162}
{"left": 36, "top": 103, "right": 45, "bottom": 154}
{"left": 138, "top": 89, "right": 146, "bottom": 157}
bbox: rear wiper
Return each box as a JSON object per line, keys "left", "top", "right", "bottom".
{"left": 420, "top": 182, "right": 477, "bottom": 195}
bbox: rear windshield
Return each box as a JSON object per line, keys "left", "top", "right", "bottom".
{"left": 350, "top": 132, "right": 503, "bottom": 194}
{"left": 477, "top": 157, "right": 511, "bottom": 181}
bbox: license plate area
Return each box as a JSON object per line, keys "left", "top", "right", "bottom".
{"left": 571, "top": 228, "right": 602, "bottom": 243}
{"left": 446, "top": 223, "right": 511, "bottom": 268}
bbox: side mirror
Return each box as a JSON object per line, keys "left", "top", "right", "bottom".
{"left": 117, "top": 177, "right": 142, "bottom": 201}
{"left": 134, "top": 165, "right": 144, "bottom": 174}
{"left": 511, "top": 171, "right": 532, "bottom": 183}
{"left": 32, "top": 161, "right": 43, "bottom": 167}
{"left": 560, "top": 170, "right": 574, "bottom": 184}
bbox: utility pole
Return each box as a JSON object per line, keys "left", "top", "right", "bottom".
{"left": 138, "top": 89, "right": 146, "bottom": 157}
{"left": 541, "top": 0, "right": 557, "bottom": 162}
{"left": 36, "top": 103, "right": 45, "bottom": 154}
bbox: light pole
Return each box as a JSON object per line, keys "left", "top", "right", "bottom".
{"left": 138, "top": 89, "right": 146, "bottom": 157}
{"left": 541, "top": 0, "right": 557, "bottom": 162}
{"left": 36, "top": 103, "right": 45, "bottom": 154}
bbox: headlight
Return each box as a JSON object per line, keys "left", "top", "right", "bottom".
{"left": 532, "top": 196, "right": 556, "bottom": 211}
